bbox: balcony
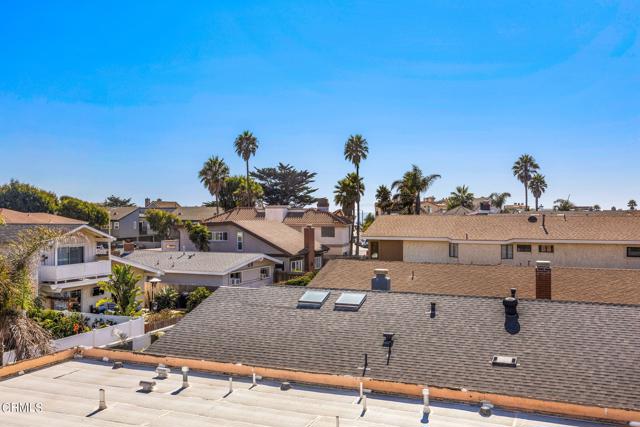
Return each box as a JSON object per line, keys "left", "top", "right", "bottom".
{"left": 39, "top": 260, "right": 112, "bottom": 284}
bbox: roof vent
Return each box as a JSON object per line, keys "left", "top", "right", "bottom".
{"left": 492, "top": 355, "right": 518, "bottom": 367}
{"left": 527, "top": 215, "right": 538, "bottom": 223}
{"left": 334, "top": 293, "right": 366, "bottom": 311}
{"left": 503, "top": 288, "right": 520, "bottom": 334}
{"left": 297, "top": 290, "right": 330, "bottom": 309}
{"left": 371, "top": 269, "right": 391, "bottom": 291}
{"left": 429, "top": 302, "right": 436, "bottom": 319}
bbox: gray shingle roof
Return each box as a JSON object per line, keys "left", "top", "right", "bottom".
{"left": 148, "top": 286, "right": 640, "bottom": 411}
{"left": 123, "top": 250, "right": 277, "bottom": 274}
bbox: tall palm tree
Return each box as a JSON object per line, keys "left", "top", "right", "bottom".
{"left": 234, "top": 131, "right": 259, "bottom": 207}
{"left": 1, "top": 227, "right": 61, "bottom": 364}
{"left": 375, "top": 185, "right": 392, "bottom": 215}
{"left": 344, "top": 134, "right": 369, "bottom": 256}
{"left": 447, "top": 185, "right": 475, "bottom": 210}
{"left": 489, "top": 192, "right": 511, "bottom": 212}
{"left": 334, "top": 173, "right": 365, "bottom": 256}
{"left": 391, "top": 165, "right": 441, "bottom": 215}
{"left": 198, "top": 156, "right": 230, "bottom": 215}
{"left": 512, "top": 154, "right": 540, "bottom": 211}
{"left": 528, "top": 174, "right": 547, "bottom": 211}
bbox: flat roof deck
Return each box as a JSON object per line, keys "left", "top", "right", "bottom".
{"left": 0, "top": 359, "right": 614, "bottom": 427}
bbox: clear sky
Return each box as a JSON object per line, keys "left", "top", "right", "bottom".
{"left": 1, "top": 1, "right": 638, "bottom": 212}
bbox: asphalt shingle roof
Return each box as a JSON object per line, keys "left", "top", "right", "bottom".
{"left": 0, "top": 208, "right": 85, "bottom": 225}
{"left": 309, "top": 259, "right": 640, "bottom": 305}
{"left": 108, "top": 206, "right": 138, "bottom": 219}
{"left": 364, "top": 213, "right": 640, "bottom": 242}
{"left": 205, "top": 207, "right": 350, "bottom": 226}
{"left": 232, "top": 220, "right": 323, "bottom": 255}
{"left": 172, "top": 206, "right": 218, "bottom": 222}
{"left": 123, "top": 250, "right": 273, "bottom": 274}
{"left": 148, "top": 285, "right": 640, "bottom": 411}
{"left": 0, "top": 223, "right": 80, "bottom": 244}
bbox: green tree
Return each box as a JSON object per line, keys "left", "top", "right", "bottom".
{"left": 213, "top": 176, "right": 264, "bottom": 210}
{"left": 593, "top": 204, "right": 601, "bottom": 211}
{"left": 145, "top": 209, "right": 181, "bottom": 240}
{"left": 334, "top": 173, "right": 364, "bottom": 256}
{"left": 447, "top": 185, "right": 475, "bottom": 210}
{"left": 1, "top": 227, "right": 62, "bottom": 363}
{"left": 512, "top": 154, "right": 540, "bottom": 211}
{"left": 58, "top": 196, "right": 109, "bottom": 228}
{"left": 375, "top": 185, "right": 392, "bottom": 215}
{"left": 252, "top": 163, "right": 318, "bottom": 206}
{"left": 344, "top": 134, "right": 369, "bottom": 256}
{"left": 198, "top": 156, "right": 230, "bottom": 215}
{"left": 97, "top": 264, "right": 142, "bottom": 316}
{"left": 528, "top": 174, "right": 547, "bottom": 211}
{"left": 234, "top": 131, "right": 259, "bottom": 207}
{"left": 628, "top": 200, "right": 637, "bottom": 210}
{"left": 0, "top": 179, "right": 58, "bottom": 213}
{"left": 554, "top": 198, "right": 575, "bottom": 211}
{"left": 489, "top": 192, "right": 511, "bottom": 212}
{"left": 392, "top": 165, "right": 441, "bottom": 215}
{"left": 186, "top": 287, "right": 212, "bottom": 312}
{"left": 103, "top": 195, "right": 134, "bottom": 207}
{"left": 154, "top": 287, "right": 179, "bottom": 311}
{"left": 185, "top": 221, "right": 211, "bottom": 251}
{"left": 362, "top": 212, "right": 375, "bottom": 232}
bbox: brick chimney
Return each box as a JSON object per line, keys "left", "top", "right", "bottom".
{"left": 145, "top": 197, "right": 151, "bottom": 207}
{"left": 371, "top": 268, "right": 391, "bottom": 291}
{"left": 303, "top": 225, "right": 316, "bottom": 272}
{"left": 316, "top": 198, "right": 329, "bottom": 212}
{"left": 535, "top": 260, "right": 552, "bottom": 299}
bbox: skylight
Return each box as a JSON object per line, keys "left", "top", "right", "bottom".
{"left": 297, "top": 290, "right": 330, "bottom": 309}
{"left": 334, "top": 293, "right": 366, "bottom": 311}
{"left": 492, "top": 356, "right": 518, "bottom": 368}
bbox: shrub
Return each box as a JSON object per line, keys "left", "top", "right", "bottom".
{"left": 28, "top": 309, "right": 91, "bottom": 339}
{"left": 186, "top": 287, "right": 212, "bottom": 312}
{"left": 284, "top": 271, "right": 316, "bottom": 286}
{"left": 154, "top": 287, "right": 179, "bottom": 310}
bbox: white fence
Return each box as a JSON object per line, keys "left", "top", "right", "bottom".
{"left": 2, "top": 316, "right": 145, "bottom": 365}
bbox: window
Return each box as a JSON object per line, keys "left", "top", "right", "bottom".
{"left": 627, "top": 247, "right": 640, "bottom": 257}
{"left": 113, "top": 221, "right": 119, "bottom": 230}
{"left": 538, "top": 245, "right": 554, "bottom": 253}
{"left": 370, "top": 241, "right": 379, "bottom": 259}
{"left": 290, "top": 259, "right": 304, "bottom": 272}
{"left": 96, "top": 242, "right": 109, "bottom": 256}
{"left": 236, "top": 232, "right": 243, "bottom": 251}
{"left": 314, "top": 255, "right": 323, "bottom": 270}
{"left": 448, "top": 243, "right": 459, "bottom": 258}
{"left": 321, "top": 227, "right": 335, "bottom": 238}
{"left": 516, "top": 244, "right": 532, "bottom": 253}
{"left": 57, "top": 246, "right": 84, "bottom": 265}
{"left": 211, "top": 231, "right": 228, "bottom": 241}
{"left": 92, "top": 286, "right": 105, "bottom": 297}
{"left": 260, "top": 267, "right": 270, "bottom": 279}
{"left": 134, "top": 221, "right": 138, "bottom": 230}
{"left": 501, "top": 244, "right": 513, "bottom": 259}
{"left": 230, "top": 272, "right": 242, "bottom": 285}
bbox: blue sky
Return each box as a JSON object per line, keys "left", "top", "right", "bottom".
{"left": 1, "top": 1, "right": 638, "bottom": 212}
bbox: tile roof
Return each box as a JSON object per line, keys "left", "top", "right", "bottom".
{"left": 148, "top": 285, "right": 640, "bottom": 412}
{"left": 364, "top": 213, "right": 640, "bottom": 242}
{"left": 309, "top": 259, "right": 640, "bottom": 305}
{"left": 108, "top": 206, "right": 138, "bottom": 219}
{"left": 233, "top": 220, "right": 323, "bottom": 255}
{"left": 204, "top": 207, "right": 350, "bottom": 226}
{"left": 123, "top": 250, "right": 277, "bottom": 274}
{"left": 0, "top": 208, "right": 85, "bottom": 225}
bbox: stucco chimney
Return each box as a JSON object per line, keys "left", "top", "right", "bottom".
{"left": 265, "top": 205, "right": 288, "bottom": 222}
{"left": 303, "top": 225, "right": 316, "bottom": 272}
{"left": 535, "top": 260, "right": 552, "bottom": 299}
{"left": 145, "top": 197, "right": 151, "bottom": 207}
{"left": 317, "top": 198, "right": 329, "bottom": 212}
{"left": 371, "top": 268, "right": 391, "bottom": 291}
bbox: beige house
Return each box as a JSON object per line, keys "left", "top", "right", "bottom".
{"left": 364, "top": 213, "right": 640, "bottom": 269}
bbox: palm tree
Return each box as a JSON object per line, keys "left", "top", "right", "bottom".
{"left": 97, "top": 264, "right": 143, "bottom": 316}
{"left": 234, "top": 131, "right": 259, "bottom": 207}
{"left": 344, "top": 134, "right": 369, "bottom": 256}
{"left": 512, "top": 154, "right": 540, "bottom": 211}
{"left": 198, "top": 156, "right": 230, "bottom": 215}
{"left": 334, "top": 173, "right": 365, "bottom": 256}
{"left": 528, "top": 174, "right": 547, "bottom": 211}
{"left": 554, "top": 198, "right": 575, "bottom": 212}
{"left": 391, "top": 165, "right": 441, "bottom": 215}
{"left": 375, "top": 185, "right": 392, "bottom": 215}
{"left": 1, "top": 227, "right": 62, "bottom": 364}
{"left": 489, "top": 192, "right": 511, "bottom": 212}
{"left": 447, "top": 185, "right": 475, "bottom": 210}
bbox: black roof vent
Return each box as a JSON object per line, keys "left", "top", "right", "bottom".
{"left": 528, "top": 215, "right": 538, "bottom": 223}
{"left": 429, "top": 302, "right": 436, "bottom": 319}
{"left": 503, "top": 288, "right": 520, "bottom": 335}
{"left": 382, "top": 333, "right": 395, "bottom": 365}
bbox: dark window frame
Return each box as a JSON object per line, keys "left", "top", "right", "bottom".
{"left": 501, "top": 244, "right": 513, "bottom": 259}
{"left": 538, "top": 245, "right": 554, "bottom": 253}
{"left": 516, "top": 244, "right": 532, "bottom": 253}
{"left": 320, "top": 226, "right": 335, "bottom": 238}
{"left": 448, "top": 242, "right": 459, "bottom": 258}
{"left": 627, "top": 247, "right": 640, "bottom": 258}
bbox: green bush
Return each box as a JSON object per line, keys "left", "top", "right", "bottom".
{"left": 154, "top": 287, "right": 179, "bottom": 310}
{"left": 28, "top": 309, "right": 91, "bottom": 339}
{"left": 186, "top": 287, "right": 212, "bottom": 312}
{"left": 284, "top": 271, "right": 316, "bottom": 286}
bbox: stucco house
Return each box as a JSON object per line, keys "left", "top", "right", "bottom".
{"left": 0, "top": 208, "right": 115, "bottom": 312}
{"left": 364, "top": 212, "right": 640, "bottom": 269}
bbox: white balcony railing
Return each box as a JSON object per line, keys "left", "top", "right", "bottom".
{"left": 39, "top": 260, "right": 112, "bottom": 283}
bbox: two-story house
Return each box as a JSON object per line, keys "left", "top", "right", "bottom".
{"left": 364, "top": 212, "right": 640, "bottom": 269}
{"left": 0, "top": 208, "right": 115, "bottom": 312}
